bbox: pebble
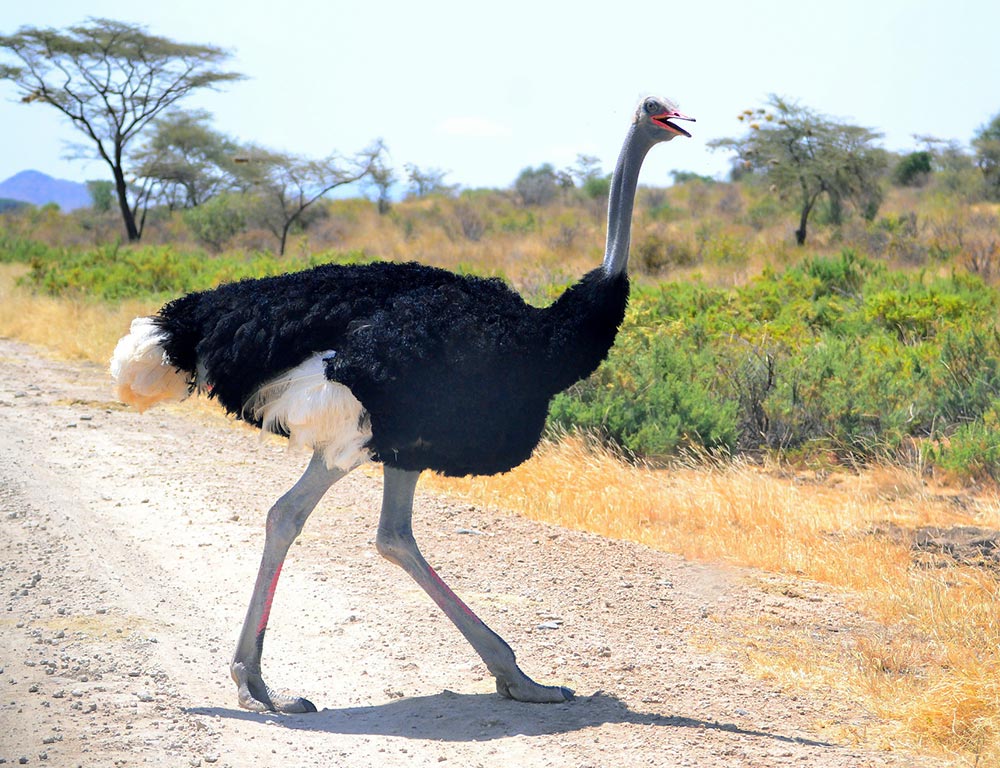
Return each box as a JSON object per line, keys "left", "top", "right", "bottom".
{"left": 537, "top": 621, "right": 562, "bottom": 630}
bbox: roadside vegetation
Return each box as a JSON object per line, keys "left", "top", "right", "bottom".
{"left": 2, "top": 24, "right": 999, "bottom": 759}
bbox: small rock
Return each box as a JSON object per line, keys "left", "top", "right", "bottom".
{"left": 537, "top": 621, "right": 562, "bottom": 630}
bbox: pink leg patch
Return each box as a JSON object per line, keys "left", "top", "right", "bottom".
{"left": 426, "top": 563, "right": 481, "bottom": 622}
{"left": 257, "top": 563, "right": 283, "bottom": 636}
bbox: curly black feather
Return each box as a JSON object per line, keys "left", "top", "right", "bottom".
{"left": 154, "top": 261, "right": 628, "bottom": 477}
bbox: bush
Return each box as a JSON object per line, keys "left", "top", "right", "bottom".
{"left": 549, "top": 334, "right": 738, "bottom": 458}
{"left": 582, "top": 175, "right": 611, "bottom": 201}
{"left": 514, "top": 164, "right": 559, "bottom": 206}
{"left": 893, "top": 151, "right": 933, "bottom": 187}
{"left": 548, "top": 249, "right": 1000, "bottom": 468}
{"left": 633, "top": 231, "right": 696, "bottom": 273}
{"left": 183, "top": 193, "right": 248, "bottom": 252}
{"left": 933, "top": 401, "right": 1000, "bottom": 482}
{"left": 0, "top": 233, "right": 61, "bottom": 264}
{"left": 19, "top": 242, "right": 369, "bottom": 300}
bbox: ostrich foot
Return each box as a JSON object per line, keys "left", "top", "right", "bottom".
{"left": 494, "top": 668, "right": 574, "bottom": 703}
{"left": 231, "top": 662, "right": 317, "bottom": 714}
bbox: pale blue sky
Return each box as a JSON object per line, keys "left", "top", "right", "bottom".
{"left": 1, "top": 1, "right": 998, "bottom": 191}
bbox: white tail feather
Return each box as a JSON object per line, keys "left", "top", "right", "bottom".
{"left": 110, "top": 317, "right": 189, "bottom": 412}
{"left": 244, "top": 352, "right": 372, "bottom": 471}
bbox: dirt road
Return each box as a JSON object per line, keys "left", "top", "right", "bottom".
{"left": 0, "top": 337, "right": 941, "bottom": 767}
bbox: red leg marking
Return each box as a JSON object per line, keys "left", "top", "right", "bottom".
{"left": 426, "top": 563, "right": 481, "bottom": 622}
{"left": 257, "top": 563, "right": 283, "bottom": 636}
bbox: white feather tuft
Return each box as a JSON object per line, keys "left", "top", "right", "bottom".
{"left": 244, "top": 352, "right": 372, "bottom": 471}
{"left": 110, "top": 317, "right": 189, "bottom": 412}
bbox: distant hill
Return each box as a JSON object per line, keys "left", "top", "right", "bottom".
{"left": 0, "top": 170, "right": 91, "bottom": 211}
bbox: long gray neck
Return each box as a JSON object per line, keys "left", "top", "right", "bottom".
{"left": 602, "top": 124, "right": 654, "bottom": 277}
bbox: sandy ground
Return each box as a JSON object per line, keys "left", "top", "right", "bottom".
{"left": 0, "top": 336, "right": 945, "bottom": 768}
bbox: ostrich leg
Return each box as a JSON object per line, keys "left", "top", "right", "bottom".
{"left": 376, "top": 466, "right": 572, "bottom": 703}
{"left": 230, "top": 450, "right": 346, "bottom": 713}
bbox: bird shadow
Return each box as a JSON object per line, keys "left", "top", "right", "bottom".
{"left": 187, "top": 690, "right": 834, "bottom": 747}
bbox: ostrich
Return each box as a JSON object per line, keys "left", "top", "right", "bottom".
{"left": 111, "top": 96, "right": 693, "bottom": 712}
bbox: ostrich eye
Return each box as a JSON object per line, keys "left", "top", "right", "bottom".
{"left": 644, "top": 99, "right": 659, "bottom": 114}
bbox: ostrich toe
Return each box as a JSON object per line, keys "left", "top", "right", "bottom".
{"left": 231, "top": 661, "right": 317, "bottom": 714}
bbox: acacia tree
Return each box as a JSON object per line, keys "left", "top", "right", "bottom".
{"left": 404, "top": 163, "right": 456, "bottom": 198}
{"left": 131, "top": 110, "right": 241, "bottom": 213}
{"left": 710, "top": 96, "right": 887, "bottom": 245}
{"left": 0, "top": 18, "right": 243, "bottom": 241}
{"left": 365, "top": 150, "right": 397, "bottom": 214}
{"left": 235, "top": 142, "right": 383, "bottom": 255}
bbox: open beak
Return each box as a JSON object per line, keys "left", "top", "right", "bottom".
{"left": 652, "top": 110, "right": 695, "bottom": 138}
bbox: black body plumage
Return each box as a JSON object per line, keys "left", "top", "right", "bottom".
{"left": 154, "top": 260, "right": 628, "bottom": 477}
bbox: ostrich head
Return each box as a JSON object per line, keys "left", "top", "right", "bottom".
{"left": 601, "top": 96, "right": 695, "bottom": 277}
{"left": 633, "top": 96, "right": 695, "bottom": 142}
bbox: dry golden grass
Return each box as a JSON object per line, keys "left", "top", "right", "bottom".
{"left": 426, "top": 437, "right": 1000, "bottom": 765}
{"left": 0, "top": 264, "right": 159, "bottom": 363}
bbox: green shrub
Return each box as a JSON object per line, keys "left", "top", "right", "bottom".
{"left": 548, "top": 249, "right": 1000, "bottom": 466}
{"left": 19, "top": 243, "right": 369, "bottom": 300}
{"left": 933, "top": 401, "right": 1000, "bottom": 482}
{"left": 0, "top": 232, "right": 61, "bottom": 264}
{"left": 549, "top": 336, "right": 738, "bottom": 458}
{"left": 183, "top": 193, "right": 248, "bottom": 252}
{"left": 893, "top": 151, "right": 933, "bottom": 187}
